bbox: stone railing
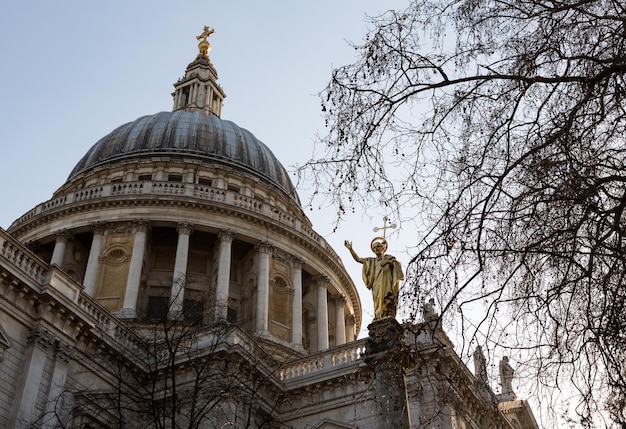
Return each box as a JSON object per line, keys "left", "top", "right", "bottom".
{"left": 11, "top": 180, "right": 342, "bottom": 264}
{"left": 0, "top": 229, "right": 48, "bottom": 284}
{"left": 0, "top": 228, "right": 145, "bottom": 355}
{"left": 280, "top": 339, "right": 367, "bottom": 384}
{"left": 76, "top": 293, "right": 146, "bottom": 356}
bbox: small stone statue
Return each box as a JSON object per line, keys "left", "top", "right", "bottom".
{"left": 473, "top": 346, "right": 488, "bottom": 384}
{"left": 345, "top": 237, "right": 404, "bottom": 320}
{"left": 422, "top": 297, "right": 437, "bottom": 321}
{"left": 499, "top": 356, "right": 516, "bottom": 399}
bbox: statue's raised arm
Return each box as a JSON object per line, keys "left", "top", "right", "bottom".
{"left": 344, "top": 240, "right": 364, "bottom": 263}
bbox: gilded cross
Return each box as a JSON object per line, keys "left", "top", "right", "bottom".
{"left": 372, "top": 216, "right": 397, "bottom": 240}
{"left": 197, "top": 26, "right": 215, "bottom": 43}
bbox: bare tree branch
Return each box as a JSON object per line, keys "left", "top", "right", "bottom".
{"left": 299, "top": 0, "right": 626, "bottom": 426}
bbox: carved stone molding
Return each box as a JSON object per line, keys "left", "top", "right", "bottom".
{"left": 176, "top": 221, "right": 193, "bottom": 235}
{"left": 54, "top": 230, "right": 71, "bottom": 244}
{"left": 218, "top": 229, "right": 235, "bottom": 243}
{"left": 27, "top": 327, "right": 56, "bottom": 350}
{"left": 291, "top": 256, "right": 304, "bottom": 270}
{"left": 332, "top": 294, "right": 347, "bottom": 306}
{"left": 109, "top": 223, "right": 132, "bottom": 235}
{"left": 55, "top": 341, "right": 74, "bottom": 364}
{"left": 91, "top": 222, "right": 108, "bottom": 235}
{"left": 133, "top": 219, "right": 151, "bottom": 233}
{"left": 312, "top": 275, "right": 330, "bottom": 287}
{"left": 255, "top": 241, "right": 273, "bottom": 254}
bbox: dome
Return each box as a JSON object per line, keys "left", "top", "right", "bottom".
{"left": 7, "top": 27, "right": 362, "bottom": 360}
{"left": 68, "top": 109, "right": 299, "bottom": 202}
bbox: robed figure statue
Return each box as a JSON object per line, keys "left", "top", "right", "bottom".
{"left": 345, "top": 237, "right": 404, "bottom": 320}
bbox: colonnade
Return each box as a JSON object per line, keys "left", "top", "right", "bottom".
{"left": 173, "top": 81, "right": 220, "bottom": 115}
{"left": 50, "top": 221, "right": 355, "bottom": 350}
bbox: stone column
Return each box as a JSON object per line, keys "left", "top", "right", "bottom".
{"left": 170, "top": 222, "right": 193, "bottom": 316}
{"left": 83, "top": 223, "right": 106, "bottom": 295}
{"left": 291, "top": 257, "right": 303, "bottom": 346}
{"left": 255, "top": 242, "right": 272, "bottom": 333}
{"left": 334, "top": 295, "right": 347, "bottom": 346}
{"left": 121, "top": 221, "right": 150, "bottom": 318}
{"left": 215, "top": 229, "right": 234, "bottom": 321}
{"left": 316, "top": 276, "right": 329, "bottom": 351}
{"left": 205, "top": 86, "right": 212, "bottom": 107}
{"left": 50, "top": 230, "right": 71, "bottom": 267}
{"left": 365, "top": 318, "right": 412, "bottom": 428}
{"left": 43, "top": 342, "right": 72, "bottom": 428}
{"left": 8, "top": 328, "right": 54, "bottom": 427}
{"left": 346, "top": 314, "right": 356, "bottom": 342}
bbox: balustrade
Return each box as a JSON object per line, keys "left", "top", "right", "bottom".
{"left": 9, "top": 180, "right": 343, "bottom": 265}
{"left": 280, "top": 339, "right": 367, "bottom": 382}
{"left": 0, "top": 229, "right": 48, "bottom": 283}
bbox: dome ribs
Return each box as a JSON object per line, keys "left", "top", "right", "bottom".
{"left": 66, "top": 111, "right": 299, "bottom": 202}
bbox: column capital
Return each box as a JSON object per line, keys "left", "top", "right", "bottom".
{"left": 55, "top": 342, "right": 74, "bottom": 364}
{"left": 218, "top": 229, "right": 235, "bottom": 243}
{"left": 291, "top": 256, "right": 304, "bottom": 270}
{"left": 255, "top": 241, "right": 273, "bottom": 254}
{"left": 347, "top": 314, "right": 356, "bottom": 325}
{"left": 176, "top": 221, "right": 193, "bottom": 235}
{"left": 133, "top": 219, "right": 151, "bottom": 233}
{"left": 91, "top": 222, "right": 108, "bottom": 235}
{"left": 313, "top": 275, "right": 330, "bottom": 287}
{"left": 332, "top": 294, "right": 347, "bottom": 305}
{"left": 54, "top": 230, "right": 71, "bottom": 243}
{"left": 27, "top": 327, "right": 55, "bottom": 350}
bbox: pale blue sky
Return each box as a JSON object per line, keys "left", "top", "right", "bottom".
{"left": 0, "top": 1, "right": 409, "bottom": 330}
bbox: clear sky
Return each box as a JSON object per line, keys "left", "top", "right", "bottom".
{"left": 0, "top": 1, "right": 410, "bottom": 334}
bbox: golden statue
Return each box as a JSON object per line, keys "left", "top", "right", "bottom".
{"left": 345, "top": 236, "right": 404, "bottom": 320}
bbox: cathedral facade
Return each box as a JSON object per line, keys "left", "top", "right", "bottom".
{"left": 0, "top": 30, "right": 538, "bottom": 428}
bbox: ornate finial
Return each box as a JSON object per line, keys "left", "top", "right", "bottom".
{"left": 196, "top": 25, "right": 215, "bottom": 59}
{"left": 197, "top": 26, "right": 214, "bottom": 43}
{"left": 373, "top": 216, "right": 397, "bottom": 241}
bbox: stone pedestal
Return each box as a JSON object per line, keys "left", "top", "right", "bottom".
{"left": 365, "top": 318, "right": 411, "bottom": 429}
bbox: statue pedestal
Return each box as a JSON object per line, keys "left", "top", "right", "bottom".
{"left": 365, "top": 318, "right": 411, "bottom": 429}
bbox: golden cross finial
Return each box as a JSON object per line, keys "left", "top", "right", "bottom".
{"left": 196, "top": 26, "right": 215, "bottom": 43}
{"left": 373, "top": 216, "right": 397, "bottom": 240}
{"left": 196, "top": 26, "right": 215, "bottom": 60}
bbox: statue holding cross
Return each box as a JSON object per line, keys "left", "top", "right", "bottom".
{"left": 345, "top": 217, "right": 404, "bottom": 320}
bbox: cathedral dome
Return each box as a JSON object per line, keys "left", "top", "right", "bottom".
{"left": 8, "top": 28, "right": 362, "bottom": 355}
{"left": 68, "top": 109, "right": 299, "bottom": 203}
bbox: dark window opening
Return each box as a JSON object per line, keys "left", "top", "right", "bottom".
{"left": 146, "top": 296, "right": 169, "bottom": 320}
{"left": 198, "top": 178, "right": 212, "bottom": 187}
{"left": 227, "top": 307, "right": 237, "bottom": 324}
{"left": 183, "top": 299, "right": 205, "bottom": 323}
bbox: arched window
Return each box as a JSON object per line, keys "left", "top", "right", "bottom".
{"left": 94, "top": 246, "right": 131, "bottom": 312}
{"left": 269, "top": 276, "right": 292, "bottom": 342}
